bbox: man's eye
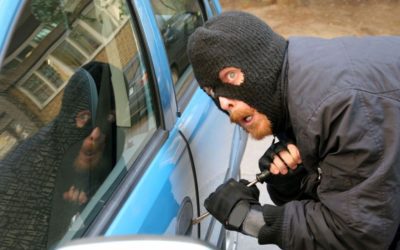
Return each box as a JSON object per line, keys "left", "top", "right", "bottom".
{"left": 227, "top": 71, "right": 236, "bottom": 80}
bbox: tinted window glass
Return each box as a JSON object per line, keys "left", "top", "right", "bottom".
{"left": 0, "top": 0, "right": 159, "bottom": 248}
{"left": 150, "top": 0, "right": 204, "bottom": 89}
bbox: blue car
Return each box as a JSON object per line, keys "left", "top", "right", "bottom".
{"left": 0, "top": 0, "right": 247, "bottom": 249}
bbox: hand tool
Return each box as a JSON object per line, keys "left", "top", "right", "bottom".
{"left": 191, "top": 170, "right": 271, "bottom": 225}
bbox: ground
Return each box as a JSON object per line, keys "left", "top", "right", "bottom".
{"left": 220, "top": 0, "right": 400, "bottom": 38}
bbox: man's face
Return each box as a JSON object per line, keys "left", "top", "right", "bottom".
{"left": 75, "top": 126, "right": 106, "bottom": 170}
{"left": 74, "top": 110, "right": 109, "bottom": 170}
{"left": 204, "top": 67, "right": 273, "bottom": 140}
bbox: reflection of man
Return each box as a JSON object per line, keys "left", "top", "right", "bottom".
{"left": 62, "top": 109, "right": 115, "bottom": 205}
{"left": 0, "top": 62, "right": 102, "bottom": 249}
{"left": 63, "top": 119, "right": 106, "bottom": 205}
{"left": 47, "top": 61, "right": 116, "bottom": 248}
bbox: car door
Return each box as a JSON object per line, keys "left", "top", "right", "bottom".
{"left": 147, "top": 0, "right": 248, "bottom": 248}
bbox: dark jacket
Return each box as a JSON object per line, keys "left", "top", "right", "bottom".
{"left": 261, "top": 36, "right": 400, "bottom": 249}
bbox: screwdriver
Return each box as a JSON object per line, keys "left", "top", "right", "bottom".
{"left": 192, "top": 170, "right": 271, "bottom": 225}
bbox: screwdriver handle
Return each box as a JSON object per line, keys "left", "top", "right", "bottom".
{"left": 191, "top": 172, "right": 269, "bottom": 225}
{"left": 256, "top": 169, "right": 271, "bottom": 183}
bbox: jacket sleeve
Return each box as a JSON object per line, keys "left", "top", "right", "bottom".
{"left": 261, "top": 91, "right": 400, "bottom": 249}
{"left": 265, "top": 165, "right": 319, "bottom": 205}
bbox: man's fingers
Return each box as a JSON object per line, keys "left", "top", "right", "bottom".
{"left": 271, "top": 157, "right": 288, "bottom": 175}
{"left": 287, "top": 144, "right": 302, "bottom": 164}
{"left": 264, "top": 142, "right": 302, "bottom": 175}
{"left": 63, "top": 185, "right": 88, "bottom": 205}
{"left": 278, "top": 150, "right": 297, "bottom": 170}
{"left": 78, "top": 191, "right": 88, "bottom": 205}
{"left": 269, "top": 163, "right": 280, "bottom": 175}
{"left": 71, "top": 189, "right": 79, "bottom": 201}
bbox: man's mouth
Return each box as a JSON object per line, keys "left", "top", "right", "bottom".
{"left": 243, "top": 115, "right": 253, "bottom": 124}
{"left": 230, "top": 109, "right": 254, "bottom": 127}
{"left": 83, "top": 150, "right": 95, "bottom": 157}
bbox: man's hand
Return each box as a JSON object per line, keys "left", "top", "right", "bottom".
{"left": 259, "top": 139, "right": 302, "bottom": 175}
{"left": 63, "top": 185, "right": 88, "bottom": 205}
{"left": 204, "top": 179, "right": 260, "bottom": 231}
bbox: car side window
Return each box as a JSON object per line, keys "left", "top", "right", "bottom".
{"left": 150, "top": 0, "right": 204, "bottom": 94}
{"left": 0, "top": 0, "right": 159, "bottom": 248}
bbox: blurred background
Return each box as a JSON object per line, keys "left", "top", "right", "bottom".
{"left": 219, "top": 1, "right": 400, "bottom": 249}
{"left": 221, "top": 0, "right": 400, "bottom": 37}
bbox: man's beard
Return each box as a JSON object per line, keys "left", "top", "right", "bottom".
{"left": 229, "top": 107, "right": 272, "bottom": 140}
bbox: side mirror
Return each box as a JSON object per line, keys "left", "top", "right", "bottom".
{"left": 57, "top": 235, "right": 217, "bottom": 250}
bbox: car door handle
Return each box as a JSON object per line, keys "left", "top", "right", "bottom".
{"left": 176, "top": 197, "right": 194, "bottom": 236}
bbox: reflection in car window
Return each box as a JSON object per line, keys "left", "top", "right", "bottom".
{"left": 0, "top": 0, "right": 159, "bottom": 249}
{"left": 150, "top": 0, "right": 204, "bottom": 90}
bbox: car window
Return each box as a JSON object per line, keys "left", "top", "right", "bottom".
{"left": 150, "top": 0, "right": 204, "bottom": 95}
{"left": 0, "top": 0, "right": 159, "bottom": 249}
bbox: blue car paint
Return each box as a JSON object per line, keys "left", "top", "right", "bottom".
{"left": 0, "top": 0, "right": 22, "bottom": 65}
{"left": 211, "top": 0, "right": 223, "bottom": 13}
{"left": 202, "top": 0, "right": 223, "bottom": 17}
{"left": 105, "top": 84, "right": 245, "bottom": 237}
{"left": 105, "top": 87, "right": 213, "bottom": 235}
{"left": 176, "top": 89, "right": 213, "bottom": 141}
{"left": 106, "top": 128, "right": 187, "bottom": 235}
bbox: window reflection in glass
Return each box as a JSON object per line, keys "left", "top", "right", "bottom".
{"left": 69, "top": 24, "right": 101, "bottom": 55}
{"left": 150, "top": 0, "right": 204, "bottom": 86}
{"left": 52, "top": 41, "right": 87, "bottom": 68}
{"left": 38, "top": 62, "right": 64, "bottom": 88}
{"left": 33, "top": 23, "right": 57, "bottom": 44}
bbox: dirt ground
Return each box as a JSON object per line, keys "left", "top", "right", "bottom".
{"left": 220, "top": 0, "right": 400, "bottom": 38}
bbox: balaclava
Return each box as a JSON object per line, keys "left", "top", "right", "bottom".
{"left": 187, "top": 11, "right": 288, "bottom": 134}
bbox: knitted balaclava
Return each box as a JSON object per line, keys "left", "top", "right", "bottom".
{"left": 187, "top": 11, "right": 288, "bottom": 134}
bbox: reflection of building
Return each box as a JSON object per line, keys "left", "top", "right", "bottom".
{"left": 0, "top": 0, "right": 140, "bottom": 157}
{"left": 0, "top": 96, "right": 39, "bottom": 158}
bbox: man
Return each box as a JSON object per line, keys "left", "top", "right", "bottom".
{"left": 187, "top": 11, "right": 400, "bottom": 249}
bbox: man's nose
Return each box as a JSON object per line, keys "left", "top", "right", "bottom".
{"left": 218, "top": 96, "right": 235, "bottom": 111}
{"left": 90, "top": 127, "right": 102, "bottom": 141}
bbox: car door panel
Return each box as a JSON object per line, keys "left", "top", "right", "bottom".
{"left": 106, "top": 128, "right": 198, "bottom": 236}
{"left": 177, "top": 87, "right": 247, "bottom": 243}
{"left": 144, "top": 0, "right": 248, "bottom": 246}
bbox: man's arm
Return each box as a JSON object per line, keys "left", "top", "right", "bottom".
{"left": 206, "top": 92, "right": 400, "bottom": 249}
{"left": 264, "top": 91, "right": 400, "bottom": 249}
